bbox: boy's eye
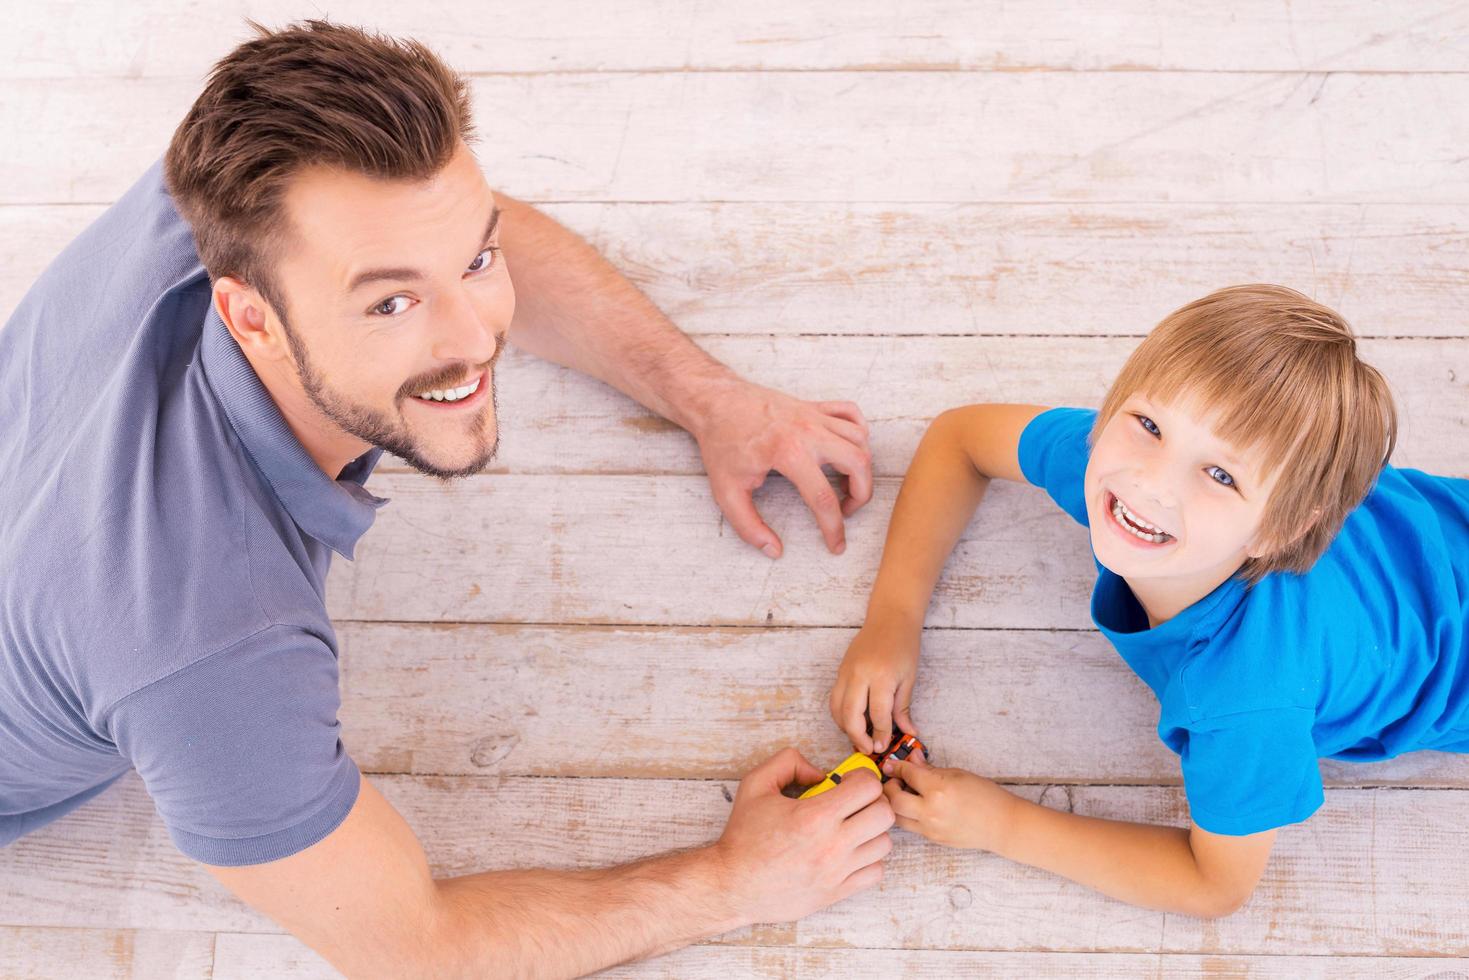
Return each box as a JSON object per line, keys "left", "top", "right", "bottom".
{"left": 1206, "top": 465, "right": 1235, "bottom": 488}
{"left": 466, "top": 246, "right": 500, "bottom": 275}
{"left": 371, "top": 295, "right": 412, "bottom": 316}
{"left": 1136, "top": 414, "right": 1160, "bottom": 437}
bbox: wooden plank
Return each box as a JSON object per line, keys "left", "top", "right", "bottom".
{"left": 8, "top": 73, "right": 1469, "bottom": 206}
{"left": 3, "top": 774, "right": 1468, "bottom": 956}
{"left": 7, "top": 1, "right": 1469, "bottom": 78}
{"left": 325, "top": 472, "right": 1101, "bottom": 628}
{"left": 0, "top": 925, "right": 213, "bottom": 979}
{"left": 212, "top": 933, "right": 1469, "bottom": 980}
{"left": 333, "top": 621, "right": 1469, "bottom": 788}
{"left": 8, "top": 202, "right": 1469, "bottom": 339}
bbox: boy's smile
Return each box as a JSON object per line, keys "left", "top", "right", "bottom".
{"left": 1084, "top": 393, "right": 1279, "bottom": 625}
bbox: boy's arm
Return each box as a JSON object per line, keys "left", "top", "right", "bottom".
{"left": 885, "top": 758, "right": 1275, "bottom": 918}
{"left": 494, "top": 193, "right": 873, "bottom": 558}
{"left": 832, "top": 404, "right": 1048, "bottom": 751}
{"left": 862, "top": 403, "right": 1047, "bottom": 624}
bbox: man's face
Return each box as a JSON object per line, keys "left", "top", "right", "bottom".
{"left": 1083, "top": 392, "right": 1280, "bottom": 593}
{"left": 269, "top": 143, "right": 513, "bottom": 478}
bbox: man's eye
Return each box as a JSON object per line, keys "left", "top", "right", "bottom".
{"left": 1206, "top": 465, "right": 1235, "bottom": 488}
{"left": 467, "top": 246, "right": 500, "bottom": 275}
{"left": 372, "top": 296, "right": 412, "bottom": 317}
{"left": 1137, "top": 414, "right": 1160, "bottom": 437}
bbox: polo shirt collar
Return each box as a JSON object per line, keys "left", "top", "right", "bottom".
{"left": 199, "top": 304, "right": 387, "bottom": 560}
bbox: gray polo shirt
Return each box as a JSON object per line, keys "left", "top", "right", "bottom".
{"left": 0, "top": 163, "right": 386, "bottom": 865}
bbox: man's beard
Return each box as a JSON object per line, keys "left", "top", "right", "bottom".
{"left": 278, "top": 313, "right": 500, "bottom": 480}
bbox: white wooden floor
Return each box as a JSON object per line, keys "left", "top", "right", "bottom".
{"left": 5, "top": 2, "right": 1469, "bottom": 977}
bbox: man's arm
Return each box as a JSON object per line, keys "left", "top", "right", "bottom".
{"left": 883, "top": 758, "right": 1274, "bottom": 918}
{"left": 494, "top": 194, "right": 873, "bottom": 557}
{"left": 210, "top": 750, "right": 894, "bottom": 979}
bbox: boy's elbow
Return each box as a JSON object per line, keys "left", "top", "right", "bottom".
{"left": 1184, "top": 881, "right": 1256, "bottom": 919}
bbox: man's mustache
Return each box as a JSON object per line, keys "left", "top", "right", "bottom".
{"left": 396, "top": 339, "right": 505, "bottom": 400}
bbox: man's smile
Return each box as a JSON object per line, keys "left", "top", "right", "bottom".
{"left": 407, "top": 369, "right": 490, "bottom": 410}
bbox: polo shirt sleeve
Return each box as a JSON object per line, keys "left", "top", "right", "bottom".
{"left": 1016, "top": 407, "right": 1097, "bottom": 527}
{"left": 105, "top": 625, "right": 360, "bottom": 866}
{"left": 1177, "top": 706, "right": 1325, "bottom": 836}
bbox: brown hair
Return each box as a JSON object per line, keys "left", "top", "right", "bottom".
{"left": 1093, "top": 284, "right": 1397, "bottom": 584}
{"left": 164, "top": 20, "right": 473, "bottom": 314}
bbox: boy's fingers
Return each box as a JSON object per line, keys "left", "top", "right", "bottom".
{"left": 885, "top": 758, "right": 934, "bottom": 793}
{"left": 838, "top": 686, "right": 871, "bottom": 750}
{"left": 868, "top": 690, "right": 894, "bottom": 756}
{"left": 883, "top": 778, "right": 923, "bottom": 819}
{"left": 893, "top": 677, "right": 917, "bottom": 736}
{"left": 893, "top": 814, "right": 922, "bottom": 835}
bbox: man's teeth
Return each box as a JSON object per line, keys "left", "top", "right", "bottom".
{"left": 1112, "top": 495, "right": 1172, "bottom": 544}
{"left": 415, "top": 376, "right": 481, "bottom": 403}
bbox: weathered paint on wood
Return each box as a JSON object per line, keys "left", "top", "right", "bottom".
{"left": 0, "top": 925, "right": 214, "bottom": 979}
{"left": 333, "top": 621, "right": 1469, "bottom": 788}
{"left": 8, "top": 73, "right": 1469, "bottom": 206}
{"left": 212, "top": 934, "right": 1469, "bottom": 980}
{"left": 6, "top": 203, "right": 1469, "bottom": 339}
{"left": 2, "top": 774, "right": 1467, "bottom": 956}
{"left": 10, "top": 1, "right": 1469, "bottom": 78}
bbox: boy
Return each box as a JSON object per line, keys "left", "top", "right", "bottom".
{"left": 828, "top": 284, "right": 1469, "bottom": 917}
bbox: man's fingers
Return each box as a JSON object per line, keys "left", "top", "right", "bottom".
{"left": 822, "top": 415, "right": 870, "bottom": 453}
{"left": 751, "top": 746, "right": 824, "bottom": 793}
{"left": 826, "top": 436, "right": 875, "bottom": 519}
{"left": 713, "top": 481, "right": 782, "bottom": 559}
{"left": 818, "top": 767, "right": 883, "bottom": 818}
{"left": 848, "top": 831, "right": 893, "bottom": 871}
{"left": 782, "top": 455, "right": 846, "bottom": 554}
{"left": 843, "top": 795, "right": 895, "bottom": 844}
{"left": 837, "top": 858, "right": 885, "bottom": 899}
{"left": 818, "top": 400, "right": 870, "bottom": 437}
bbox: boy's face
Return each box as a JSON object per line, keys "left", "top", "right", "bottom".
{"left": 1083, "top": 392, "right": 1280, "bottom": 595}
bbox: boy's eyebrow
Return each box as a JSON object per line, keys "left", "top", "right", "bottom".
{"left": 345, "top": 206, "right": 502, "bottom": 294}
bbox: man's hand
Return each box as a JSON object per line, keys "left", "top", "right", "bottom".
{"left": 830, "top": 617, "right": 922, "bottom": 754}
{"left": 713, "top": 747, "right": 894, "bottom": 923}
{"left": 882, "top": 754, "right": 1018, "bottom": 853}
{"left": 693, "top": 381, "right": 873, "bottom": 558}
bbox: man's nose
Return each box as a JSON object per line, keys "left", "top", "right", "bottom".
{"left": 430, "top": 289, "right": 500, "bottom": 365}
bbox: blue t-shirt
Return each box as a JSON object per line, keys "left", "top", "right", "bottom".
{"left": 0, "top": 164, "right": 387, "bottom": 865}
{"left": 1018, "top": 407, "right": 1469, "bottom": 835}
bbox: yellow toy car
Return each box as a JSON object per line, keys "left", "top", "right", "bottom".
{"left": 800, "top": 730, "right": 930, "bottom": 799}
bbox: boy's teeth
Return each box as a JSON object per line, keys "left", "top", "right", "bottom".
{"left": 1112, "top": 495, "right": 1171, "bottom": 544}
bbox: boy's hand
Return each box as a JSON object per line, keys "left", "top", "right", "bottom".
{"left": 829, "top": 618, "right": 922, "bottom": 754}
{"left": 881, "top": 754, "right": 1018, "bottom": 853}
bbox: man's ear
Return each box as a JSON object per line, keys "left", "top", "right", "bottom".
{"left": 214, "top": 277, "right": 288, "bottom": 362}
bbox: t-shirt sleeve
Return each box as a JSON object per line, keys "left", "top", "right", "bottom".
{"left": 106, "top": 625, "right": 360, "bottom": 866}
{"left": 1177, "top": 707, "right": 1324, "bottom": 836}
{"left": 1016, "top": 407, "right": 1097, "bottom": 527}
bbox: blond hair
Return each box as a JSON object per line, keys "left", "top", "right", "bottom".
{"left": 1093, "top": 284, "right": 1397, "bottom": 583}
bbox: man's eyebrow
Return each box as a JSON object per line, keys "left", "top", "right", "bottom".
{"left": 346, "top": 206, "right": 502, "bottom": 295}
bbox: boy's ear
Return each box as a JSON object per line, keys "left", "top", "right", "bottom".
{"left": 1246, "top": 508, "right": 1323, "bottom": 560}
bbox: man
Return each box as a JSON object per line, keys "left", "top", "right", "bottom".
{"left": 0, "top": 20, "right": 893, "bottom": 977}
